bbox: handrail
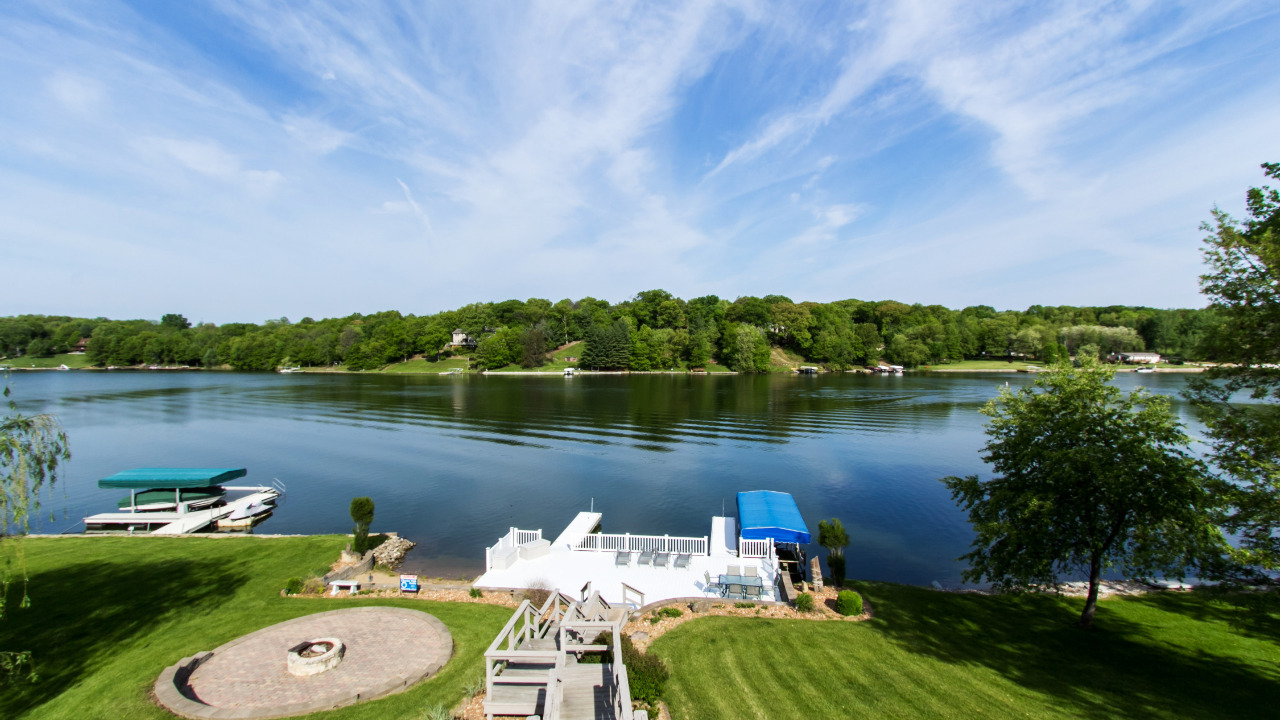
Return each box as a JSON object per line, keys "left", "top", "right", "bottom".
{"left": 739, "top": 537, "right": 774, "bottom": 559}
{"left": 621, "top": 582, "right": 645, "bottom": 610}
{"left": 575, "top": 532, "right": 709, "bottom": 555}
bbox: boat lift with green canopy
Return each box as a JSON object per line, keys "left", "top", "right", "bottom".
{"left": 99, "top": 468, "right": 248, "bottom": 514}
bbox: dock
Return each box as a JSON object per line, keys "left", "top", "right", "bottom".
{"left": 476, "top": 511, "right": 779, "bottom": 608}
{"left": 84, "top": 470, "right": 285, "bottom": 535}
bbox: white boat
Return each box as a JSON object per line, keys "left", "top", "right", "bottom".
{"left": 564, "top": 368, "right": 575, "bottom": 376}
{"left": 1135, "top": 367, "right": 1156, "bottom": 373}
{"left": 439, "top": 368, "right": 463, "bottom": 375}
{"left": 277, "top": 366, "right": 301, "bottom": 373}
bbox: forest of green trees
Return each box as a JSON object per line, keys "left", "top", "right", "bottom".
{"left": 0, "top": 293, "right": 1217, "bottom": 373}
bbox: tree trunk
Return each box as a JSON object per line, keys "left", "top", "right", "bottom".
{"left": 1079, "top": 555, "right": 1102, "bottom": 629}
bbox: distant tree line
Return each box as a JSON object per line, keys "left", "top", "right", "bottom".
{"left": 0, "top": 294, "right": 1219, "bottom": 372}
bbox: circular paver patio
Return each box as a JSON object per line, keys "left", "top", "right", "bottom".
{"left": 155, "top": 607, "right": 452, "bottom": 719}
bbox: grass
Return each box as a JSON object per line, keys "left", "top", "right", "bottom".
{"left": 925, "top": 359, "right": 1045, "bottom": 371}
{"left": 382, "top": 356, "right": 471, "bottom": 373}
{"left": 0, "top": 354, "right": 95, "bottom": 369}
{"left": 1, "top": 537, "right": 511, "bottom": 720}
{"left": 650, "top": 581, "right": 1280, "bottom": 720}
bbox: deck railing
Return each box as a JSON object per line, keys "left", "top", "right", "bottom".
{"left": 739, "top": 537, "right": 775, "bottom": 560}
{"left": 575, "top": 532, "right": 709, "bottom": 555}
{"left": 484, "top": 526, "right": 543, "bottom": 571}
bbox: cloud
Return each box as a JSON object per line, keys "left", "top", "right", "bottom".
{"left": 131, "top": 136, "right": 283, "bottom": 195}
{"left": 46, "top": 71, "right": 104, "bottom": 113}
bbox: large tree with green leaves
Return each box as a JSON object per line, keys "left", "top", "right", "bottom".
{"left": 1186, "top": 162, "right": 1280, "bottom": 581}
{"left": 943, "top": 359, "right": 1223, "bottom": 629}
{"left": 2, "top": 380, "right": 71, "bottom": 682}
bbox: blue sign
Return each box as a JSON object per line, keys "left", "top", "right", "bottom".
{"left": 399, "top": 574, "right": 419, "bottom": 593}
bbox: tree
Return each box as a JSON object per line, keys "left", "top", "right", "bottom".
{"left": 349, "top": 497, "right": 375, "bottom": 554}
{"left": 817, "top": 518, "right": 849, "bottom": 587}
{"left": 942, "top": 359, "right": 1222, "bottom": 629}
{"left": 1186, "top": 162, "right": 1280, "bottom": 581}
{"left": 160, "top": 313, "right": 191, "bottom": 331}
{"left": 2, "top": 379, "right": 71, "bottom": 682}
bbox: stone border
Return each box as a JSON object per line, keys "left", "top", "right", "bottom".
{"left": 154, "top": 607, "right": 453, "bottom": 720}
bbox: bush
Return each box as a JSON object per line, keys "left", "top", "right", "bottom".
{"left": 302, "top": 578, "right": 324, "bottom": 594}
{"left": 469, "top": 587, "right": 483, "bottom": 598}
{"left": 350, "top": 496, "right": 375, "bottom": 553}
{"left": 795, "top": 592, "right": 815, "bottom": 612}
{"left": 579, "top": 632, "right": 612, "bottom": 664}
{"left": 525, "top": 580, "right": 551, "bottom": 609}
{"left": 835, "top": 590, "right": 863, "bottom": 616}
{"left": 657, "top": 606, "right": 682, "bottom": 619}
{"left": 620, "top": 634, "right": 668, "bottom": 706}
{"left": 734, "top": 602, "right": 755, "bottom": 609}
{"left": 284, "top": 577, "right": 303, "bottom": 595}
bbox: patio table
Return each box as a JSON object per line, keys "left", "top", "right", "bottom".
{"left": 718, "top": 574, "right": 764, "bottom": 600}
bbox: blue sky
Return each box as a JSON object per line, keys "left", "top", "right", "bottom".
{"left": 2, "top": 1, "right": 1278, "bottom": 323}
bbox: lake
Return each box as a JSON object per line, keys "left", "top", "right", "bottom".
{"left": 7, "top": 370, "right": 1203, "bottom": 586}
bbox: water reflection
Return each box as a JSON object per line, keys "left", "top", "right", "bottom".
{"left": 9, "top": 370, "right": 1202, "bottom": 586}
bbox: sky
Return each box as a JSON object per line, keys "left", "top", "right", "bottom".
{"left": 2, "top": 1, "right": 1279, "bottom": 324}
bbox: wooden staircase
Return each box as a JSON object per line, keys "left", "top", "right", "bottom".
{"left": 483, "top": 587, "right": 645, "bottom": 720}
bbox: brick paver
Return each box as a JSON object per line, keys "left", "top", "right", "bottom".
{"left": 176, "top": 607, "right": 451, "bottom": 716}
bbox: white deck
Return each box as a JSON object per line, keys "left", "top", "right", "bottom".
{"left": 476, "top": 513, "right": 777, "bottom": 607}
{"left": 83, "top": 486, "right": 281, "bottom": 534}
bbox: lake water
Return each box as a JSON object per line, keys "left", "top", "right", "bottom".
{"left": 8, "top": 370, "right": 1203, "bottom": 587}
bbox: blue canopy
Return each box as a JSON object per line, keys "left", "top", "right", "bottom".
{"left": 99, "top": 468, "right": 247, "bottom": 489}
{"left": 737, "top": 491, "right": 811, "bottom": 544}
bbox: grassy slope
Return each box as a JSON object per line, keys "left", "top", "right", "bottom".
{"left": 0, "top": 354, "right": 95, "bottom": 369}
{"left": 926, "top": 360, "right": 1046, "bottom": 371}
{"left": 651, "top": 581, "right": 1280, "bottom": 720}
{"left": 383, "top": 356, "right": 471, "bottom": 373}
{"left": 2, "top": 537, "right": 511, "bottom": 720}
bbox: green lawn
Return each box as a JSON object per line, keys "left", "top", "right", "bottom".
{"left": 0, "top": 354, "right": 95, "bottom": 369}
{"left": 925, "top": 359, "right": 1045, "bottom": 371}
{"left": 1, "top": 537, "right": 511, "bottom": 720}
{"left": 651, "top": 581, "right": 1280, "bottom": 720}
{"left": 382, "top": 356, "right": 471, "bottom": 373}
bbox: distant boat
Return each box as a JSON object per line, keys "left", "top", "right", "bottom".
{"left": 1135, "top": 366, "right": 1156, "bottom": 373}
{"left": 277, "top": 366, "right": 301, "bottom": 373}
{"left": 58, "top": 364, "right": 70, "bottom": 370}
{"left": 564, "top": 368, "right": 575, "bottom": 376}
{"left": 440, "top": 368, "right": 463, "bottom": 375}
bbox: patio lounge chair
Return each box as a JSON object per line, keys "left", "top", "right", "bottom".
{"left": 674, "top": 554, "right": 691, "bottom": 569}
{"left": 615, "top": 551, "right": 632, "bottom": 567}
{"left": 638, "top": 549, "right": 655, "bottom": 566}
{"left": 654, "top": 552, "right": 670, "bottom": 568}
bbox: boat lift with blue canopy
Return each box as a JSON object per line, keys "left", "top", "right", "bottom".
{"left": 99, "top": 468, "right": 248, "bottom": 488}
{"left": 737, "top": 490, "right": 811, "bottom": 544}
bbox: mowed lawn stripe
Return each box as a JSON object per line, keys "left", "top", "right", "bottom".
{"left": 650, "top": 582, "right": 1280, "bottom": 720}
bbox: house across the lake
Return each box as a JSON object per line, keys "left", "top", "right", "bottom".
{"left": 451, "top": 329, "right": 478, "bottom": 348}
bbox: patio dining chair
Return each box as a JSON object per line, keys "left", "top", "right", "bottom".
{"left": 654, "top": 552, "right": 670, "bottom": 568}
{"left": 743, "top": 566, "right": 758, "bottom": 578}
{"left": 615, "top": 551, "right": 632, "bottom": 567}
{"left": 726, "top": 582, "right": 744, "bottom": 600}
{"left": 703, "top": 571, "right": 721, "bottom": 596}
{"left": 638, "top": 549, "right": 655, "bottom": 566}
{"left": 727, "top": 564, "right": 741, "bottom": 578}
{"left": 745, "top": 584, "right": 763, "bottom": 601}
{"left": 674, "top": 554, "right": 691, "bottom": 569}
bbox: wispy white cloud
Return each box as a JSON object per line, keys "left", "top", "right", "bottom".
{"left": 1, "top": 0, "right": 1277, "bottom": 321}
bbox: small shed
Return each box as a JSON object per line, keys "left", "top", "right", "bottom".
{"left": 737, "top": 490, "right": 811, "bottom": 544}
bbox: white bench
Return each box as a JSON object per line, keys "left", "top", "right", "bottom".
{"left": 490, "top": 545, "right": 520, "bottom": 570}
{"left": 329, "top": 580, "right": 360, "bottom": 596}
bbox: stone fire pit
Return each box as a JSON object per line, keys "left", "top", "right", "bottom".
{"left": 287, "top": 637, "right": 344, "bottom": 676}
{"left": 154, "top": 607, "right": 452, "bottom": 719}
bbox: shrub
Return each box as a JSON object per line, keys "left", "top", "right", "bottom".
{"left": 578, "top": 632, "right": 612, "bottom": 664}
{"left": 734, "top": 602, "right": 755, "bottom": 608}
{"left": 795, "top": 592, "right": 815, "bottom": 612}
{"left": 350, "top": 496, "right": 375, "bottom": 553}
{"left": 835, "top": 590, "right": 863, "bottom": 616}
{"left": 657, "top": 606, "right": 682, "bottom": 618}
{"left": 525, "top": 580, "right": 552, "bottom": 609}
{"left": 620, "top": 634, "right": 668, "bottom": 706}
{"left": 284, "top": 577, "right": 303, "bottom": 595}
{"left": 302, "top": 577, "right": 324, "bottom": 595}
{"left": 469, "top": 587, "right": 483, "bottom": 598}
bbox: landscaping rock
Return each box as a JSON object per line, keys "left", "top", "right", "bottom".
{"left": 632, "top": 631, "right": 649, "bottom": 643}
{"left": 371, "top": 536, "right": 417, "bottom": 570}
{"left": 690, "top": 600, "right": 713, "bottom": 613}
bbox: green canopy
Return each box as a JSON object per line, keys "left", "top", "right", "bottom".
{"left": 98, "top": 468, "right": 247, "bottom": 489}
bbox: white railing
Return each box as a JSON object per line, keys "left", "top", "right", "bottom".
{"left": 739, "top": 537, "right": 775, "bottom": 560}
{"left": 484, "top": 526, "right": 543, "bottom": 571}
{"left": 575, "top": 532, "right": 709, "bottom": 555}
